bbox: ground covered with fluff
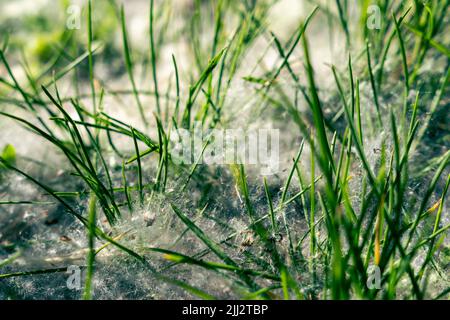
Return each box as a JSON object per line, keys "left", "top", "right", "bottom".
{"left": 0, "top": 0, "right": 449, "bottom": 300}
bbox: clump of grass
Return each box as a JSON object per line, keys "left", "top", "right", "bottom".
{"left": 0, "top": 0, "right": 449, "bottom": 300}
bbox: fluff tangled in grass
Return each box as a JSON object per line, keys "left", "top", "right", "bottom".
{"left": 0, "top": 0, "right": 449, "bottom": 300}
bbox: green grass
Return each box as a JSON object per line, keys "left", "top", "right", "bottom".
{"left": 0, "top": 0, "right": 448, "bottom": 300}
{"left": 121, "top": 5, "right": 148, "bottom": 128}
